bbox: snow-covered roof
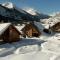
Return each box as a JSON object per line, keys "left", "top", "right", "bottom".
{"left": 15, "top": 24, "right": 25, "bottom": 33}
{"left": 0, "top": 23, "right": 11, "bottom": 35}
{"left": 40, "top": 17, "right": 60, "bottom": 29}
{"left": 34, "top": 21, "right": 45, "bottom": 31}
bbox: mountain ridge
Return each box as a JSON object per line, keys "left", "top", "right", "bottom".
{"left": 0, "top": 2, "right": 50, "bottom": 24}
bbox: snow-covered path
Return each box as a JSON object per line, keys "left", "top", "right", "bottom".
{"left": 0, "top": 51, "right": 55, "bottom": 60}
{"left": 0, "top": 33, "right": 60, "bottom": 60}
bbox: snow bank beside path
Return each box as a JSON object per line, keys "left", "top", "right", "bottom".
{"left": 0, "top": 43, "right": 15, "bottom": 57}
{"left": 1, "top": 37, "right": 60, "bottom": 60}
{"left": 12, "top": 38, "right": 43, "bottom": 54}
{"left": 14, "top": 45, "right": 40, "bottom": 54}
{"left": 0, "top": 51, "right": 55, "bottom": 60}
{"left": 0, "top": 38, "right": 44, "bottom": 57}
{"left": 54, "top": 55, "right": 60, "bottom": 60}
{"left": 41, "top": 40, "right": 60, "bottom": 55}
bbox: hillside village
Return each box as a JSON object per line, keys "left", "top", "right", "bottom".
{"left": 0, "top": 2, "right": 60, "bottom": 60}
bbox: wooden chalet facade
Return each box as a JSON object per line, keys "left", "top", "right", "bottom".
{"left": 21, "top": 23, "right": 41, "bottom": 37}
{"left": 0, "top": 23, "right": 21, "bottom": 43}
{"left": 50, "top": 22, "right": 60, "bottom": 32}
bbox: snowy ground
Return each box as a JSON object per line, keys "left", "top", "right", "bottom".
{"left": 0, "top": 33, "right": 60, "bottom": 60}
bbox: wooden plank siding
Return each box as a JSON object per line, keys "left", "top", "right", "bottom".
{"left": 50, "top": 22, "right": 60, "bottom": 32}
{"left": 22, "top": 23, "right": 41, "bottom": 37}
{"left": 0, "top": 25, "right": 21, "bottom": 43}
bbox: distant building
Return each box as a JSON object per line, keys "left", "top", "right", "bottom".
{"left": 21, "top": 23, "right": 41, "bottom": 37}
{"left": 50, "top": 22, "right": 60, "bottom": 32}
{"left": 0, "top": 23, "right": 21, "bottom": 43}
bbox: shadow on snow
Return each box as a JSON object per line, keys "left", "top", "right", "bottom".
{"left": 0, "top": 38, "right": 45, "bottom": 57}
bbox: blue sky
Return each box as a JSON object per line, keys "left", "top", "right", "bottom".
{"left": 0, "top": 0, "right": 60, "bottom": 14}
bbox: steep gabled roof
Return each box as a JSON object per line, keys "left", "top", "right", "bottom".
{"left": 0, "top": 23, "right": 21, "bottom": 35}
{"left": 21, "top": 22, "right": 41, "bottom": 34}
{"left": 34, "top": 21, "right": 45, "bottom": 31}
{"left": 50, "top": 22, "right": 60, "bottom": 32}
{"left": 0, "top": 23, "right": 11, "bottom": 35}
{"left": 15, "top": 24, "right": 25, "bottom": 33}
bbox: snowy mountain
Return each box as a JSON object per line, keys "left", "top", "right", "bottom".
{"left": 0, "top": 2, "right": 50, "bottom": 24}
{"left": 40, "top": 12, "right": 60, "bottom": 29}
{"left": 2, "top": 2, "right": 14, "bottom": 9}
{"left": 0, "top": 2, "right": 33, "bottom": 23}
{"left": 50, "top": 12, "right": 60, "bottom": 17}
{"left": 23, "top": 8, "right": 37, "bottom": 15}
{"left": 24, "top": 8, "right": 50, "bottom": 19}
{"left": 53, "top": 12, "right": 60, "bottom": 18}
